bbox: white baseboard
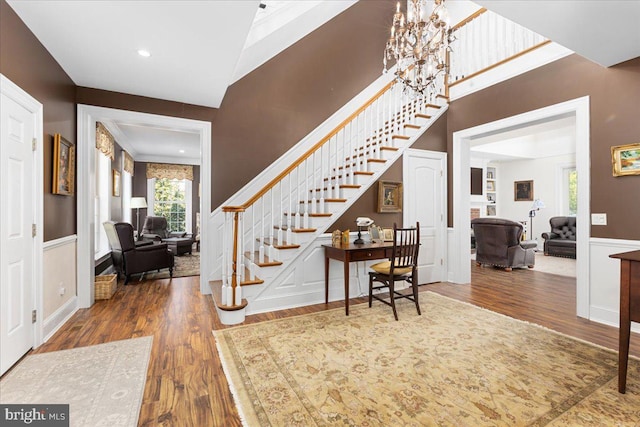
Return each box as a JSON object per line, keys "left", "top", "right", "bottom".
{"left": 43, "top": 296, "right": 78, "bottom": 343}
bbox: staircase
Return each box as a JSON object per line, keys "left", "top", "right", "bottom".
{"left": 210, "top": 74, "right": 449, "bottom": 324}
{"left": 208, "top": 6, "right": 560, "bottom": 324}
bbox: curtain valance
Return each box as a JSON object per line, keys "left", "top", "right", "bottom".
{"left": 96, "top": 122, "right": 115, "bottom": 160}
{"left": 146, "top": 163, "right": 193, "bottom": 181}
{"left": 123, "top": 151, "right": 134, "bottom": 175}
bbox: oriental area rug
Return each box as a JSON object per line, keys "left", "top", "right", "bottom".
{"left": 214, "top": 292, "right": 639, "bottom": 426}
{"left": 146, "top": 251, "right": 199, "bottom": 279}
{"left": 0, "top": 336, "right": 152, "bottom": 427}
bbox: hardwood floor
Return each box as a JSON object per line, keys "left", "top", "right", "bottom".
{"left": 33, "top": 264, "right": 640, "bottom": 426}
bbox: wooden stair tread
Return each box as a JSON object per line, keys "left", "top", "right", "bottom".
{"left": 380, "top": 146, "right": 399, "bottom": 151}
{"left": 300, "top": 198, "right": 347, "bottom": 204}
{"left": 340, "top": 184, "right": 361, "bottom": 189}
{"left": 368, "top": 158, "right": 387, "bottom": 163}
{"left": 209, "top": 280, "right": 249, "bottom": 311}
{"left": 275, "top": 225, "right": 317, "bottom": 233}
{"left": 354, "top": 171, "right": 374, "bottom": 176}
{"left": 244, "top": 251, "right": 282, "bottom": 267}
{"left": 415, "top": 113, "right": 432, "bottom": 119}
{"left": 261, "top": 237, "right": 300, "bottom": 249}
{"left": 404, "top": 123, "right": 421, "bottom": 129}
{"left": 392, "top": 135, "right": 410, "bottom": 140}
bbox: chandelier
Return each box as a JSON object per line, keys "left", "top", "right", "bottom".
{"left": 383, "top": 0, "right": 453, "bottom": 98}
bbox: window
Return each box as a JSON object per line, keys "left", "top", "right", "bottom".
{"left": 562, "top": 167, "right": 577, "bottom": 216}
{"left": 95, "top": 148, "right": 111, "bottom": 259}
{"left": 147, "top": 178, "right": 192, "bottom": 233}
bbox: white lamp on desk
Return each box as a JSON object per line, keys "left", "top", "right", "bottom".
{"left": 131, "top": 197, "right": 147, "bottom": 239}
{"left": 354, "top": 217, "right": 374, "bottom": 245}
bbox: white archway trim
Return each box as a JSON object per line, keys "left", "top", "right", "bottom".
{"left": 77, "top": 105, "right": 212, "bottom": 308}
{"left": 452, "top": 96, "right": 590, "bottom": 318}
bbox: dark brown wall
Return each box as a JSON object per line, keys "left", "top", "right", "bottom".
{"left": 448, "top": 54, "right": 640, "bottom": 240}
{"left": 1, "top": 0, "right": 77, "bottom": 241}
{"left": 330, "top": 113, "right": 448, "bottom": 231}
{"left": 212, "top": 0, "right": 396, "bottom": 209}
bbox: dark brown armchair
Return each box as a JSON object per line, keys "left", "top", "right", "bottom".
{"left": 471, "top": 217, "right": 537, "bottom": 271}
{"left": 140, "top": 216, "right": 194, "bottom": 255}
{"left": 104, "top": 221, "right": 174, "bottom": 285}
{"left": 542, "top": 216, "right": 576, "bottom": 258}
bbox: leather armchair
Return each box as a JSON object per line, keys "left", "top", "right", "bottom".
{"left": 140, "top": 216, "right": 194, "bottom": 255}
{"left": 140, "top": 216, "right": 191, "bottom": 241}
{"left": 542, "top": 216, "right": 576, "bottom": 259}
{"left": 104, "top": 221, "right": 174, "bottom": 285}
{"left": 471, "top": 217, "right": 537, "bottom": 271}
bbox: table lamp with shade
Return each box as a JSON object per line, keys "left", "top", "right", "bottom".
{"left": 528, "top": 199, "right": 545, "bottom": 243}
{"left": 354, "top": 217, "right": 374, "bottom": 244}
{"left": 130, "top": 197, "right": 147, "bottom": 239}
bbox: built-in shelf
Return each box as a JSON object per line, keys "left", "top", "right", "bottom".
{"left": 486, "top": 166, "right": 497, "bottom": 216}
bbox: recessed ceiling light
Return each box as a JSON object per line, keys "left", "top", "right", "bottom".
{"left": 179, "top": 149, "right": 185, "bottom": 153}
{"left": 137, "top": 49, "right": 151, "bottom": 58}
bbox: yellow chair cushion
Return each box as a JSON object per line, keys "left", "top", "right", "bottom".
{"left": 370, "top": 260, "right": 412, "bottom": 275}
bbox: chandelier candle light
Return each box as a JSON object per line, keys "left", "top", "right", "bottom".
{"left": 383, "top": 0, "right": 453, "bottom": 98}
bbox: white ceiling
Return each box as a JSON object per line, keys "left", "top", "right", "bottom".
{"left": 470, "top": 115, "right": 576, "bottom": 162}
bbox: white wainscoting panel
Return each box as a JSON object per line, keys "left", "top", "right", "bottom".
{"left": 42, "top": 235, "right": 78, "bottom": 339}
{"left": 589, "top": 238, "right": 640, "bottom": 333}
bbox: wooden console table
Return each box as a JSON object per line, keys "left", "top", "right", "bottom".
{"left": 323, "top": 242, "right": 395, "bottom": 316}
{"left": 609, "top": 250, "right": 640, "bottom": 393}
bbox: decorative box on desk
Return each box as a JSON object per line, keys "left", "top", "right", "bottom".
{"left": 95, "top": 274, "right": 117, "bottom": 300}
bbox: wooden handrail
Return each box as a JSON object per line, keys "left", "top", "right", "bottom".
{"left": 451, "top": 8, "right": 487, "bottom": 32}
{"left": 449, "top": 40, "right": 551, "bottom": 87}
{"left": 224, "top": 79, "right": 397, "bottom": 210}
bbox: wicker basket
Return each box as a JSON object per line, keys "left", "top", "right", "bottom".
{"left": 95, "top": 274, "right": 117, "bottom": 300}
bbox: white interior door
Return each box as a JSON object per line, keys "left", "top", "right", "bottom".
{"left": 0, "top": 85, "right": 36, "bottom": 375}
{"left": 403, "top": 149, "right": 446, "bottom": 284}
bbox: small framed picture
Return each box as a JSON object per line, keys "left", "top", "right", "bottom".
{"left": 514, "top": 180, "right": 533, "bottom": 201}
{"left": 369, "top": 225, "right": 383, "bottom": 243}
{"left": 382, "top": 228, "right": 394, "bottom": 242}
{"left": 611, "top": 142, "right": 640, "bottom": 176}
{"left": 112, "top": 169, "right": 121, "bottom": 197}
{"left": 377, "top": 181, "right": 403, "bottom": 213}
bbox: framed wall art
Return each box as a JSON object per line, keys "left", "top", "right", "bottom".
{"left": 514, "top": 180, "right": 533, "bottom": 201}
{"left": 611, "top": 143, "right": 640, "bottom": 176}
{"left": 377, "top": 180, "right": 403, "bottom": 213}
{"left": 52, "top": 133, "right": 75, "bottom": 196}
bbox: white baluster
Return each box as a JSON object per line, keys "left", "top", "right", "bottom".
{"left": 238, "top": 212, "right": 244, "bottom": 284}
{"left": 269, "top": 188, "right": 274, "bottom": 257}
{"left": 295, "top": 166, "right": 301, "bottom": 230}
{"left": 259, "top": 197, "right": 265, "bottom": 264}
{"left": 277, "top": 182, "right": 283, "bottom": 244}
{"left": 303, "top": 158, "right": 310, "bottom": 229}
{"left": 311, "top": 152, "right": 317, "bottom": 214}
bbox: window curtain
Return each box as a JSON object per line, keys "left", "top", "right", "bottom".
{"left": 96, "top": 122, "right": 115, "bottom": 160}
{"left": 123, "top": 151, "right": 134, "bottom": 175}
{"left": 146, "top": 163, "right": 193, "bottom": 181}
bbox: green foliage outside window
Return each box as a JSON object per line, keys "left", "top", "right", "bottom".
{"left": 568, "top": 170, "right": 577, "bottom": 215}
{"left": 154, "top": 178, "right": 186, "bottom": 232}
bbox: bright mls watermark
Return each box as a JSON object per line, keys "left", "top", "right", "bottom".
{"left": 0, "top": 405, "right": 69, "bottom": 426}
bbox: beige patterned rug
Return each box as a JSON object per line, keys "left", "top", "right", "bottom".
{"left": 145, "top": 251, "right": 199, "bottom": 279}
{"left": 214, "top": 293, "right": 639, "bottom": 426}
{"left": 0, "top": 336, "right": 152, "bottom": 427}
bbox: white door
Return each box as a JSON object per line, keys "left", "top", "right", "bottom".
{"left": 404, "top": 150, "right": 446, "bottom": 284}
{"left": 0, "top": 85, "right": 36, "bottom": 375}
